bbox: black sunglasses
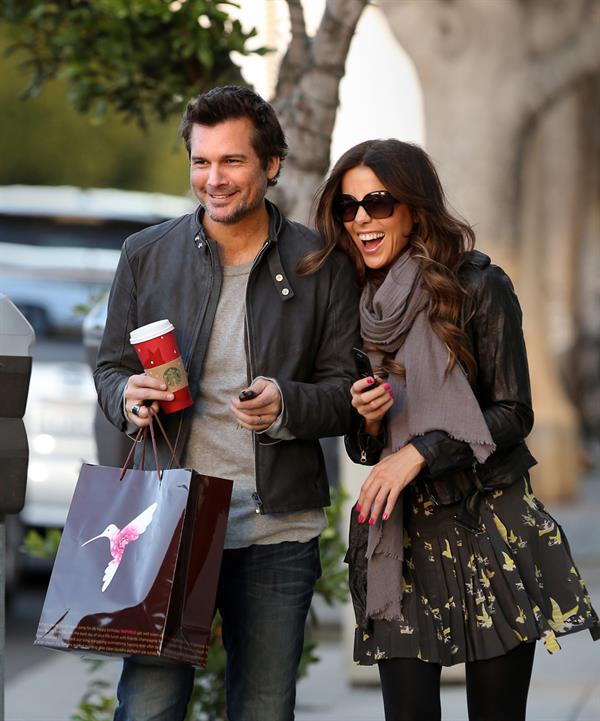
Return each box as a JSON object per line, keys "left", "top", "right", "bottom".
{"left": 334, "top": 191, "right": 399, "bottom": 222}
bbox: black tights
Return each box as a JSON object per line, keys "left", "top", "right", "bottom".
{"left": 378, "top": 641, "right": 536, "bottom": 721}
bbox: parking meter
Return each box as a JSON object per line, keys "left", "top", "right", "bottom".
{"left": 0, "top": 294, "right": 35, "bottom": 515}
{"left": 0, "top": 294, "right": 34, "bottom": 719}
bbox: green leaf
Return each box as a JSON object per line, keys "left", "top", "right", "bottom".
{"left": 0, "top": 0, "right": 268, "bottom": 128}
{"left": 23, "top": 528, "right": 62, "bottom": 559}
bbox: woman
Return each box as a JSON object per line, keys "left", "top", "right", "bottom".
{"left": 309, "top": 139, "right": 600, "bottom": 721}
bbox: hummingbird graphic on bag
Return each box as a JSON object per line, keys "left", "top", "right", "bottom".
{"left": 81, "top": 502, "right": 158, "bottom": 592}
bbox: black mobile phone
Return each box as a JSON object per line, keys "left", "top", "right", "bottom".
{"left": 352, "top": 347, "right": 374, "bottom": 379}
{"left": 239, "top": 389, "right": 257, "bottom": 401}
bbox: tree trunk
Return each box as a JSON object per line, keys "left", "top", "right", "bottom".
{"left": 381, "top": 0, "right": 600, "bottom": 500}
{"left": 519, "top": 88, "right": 584, "bottom": 501}
{"left": 569, "top": 78, "right": 600, "bottom": 453}
{"left": 270, "top": 0, "right": 368, "bottom": 222}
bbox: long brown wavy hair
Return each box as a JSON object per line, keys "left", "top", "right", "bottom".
{"left": 301, "top": 139, "right": 476, "bottom": 379}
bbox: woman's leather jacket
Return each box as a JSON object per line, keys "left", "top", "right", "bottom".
{"left": 345, "top": 250, "right": 537, "bottom": 507}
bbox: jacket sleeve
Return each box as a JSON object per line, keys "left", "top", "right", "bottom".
{"left": 410, "top": 265, "right": 534, "bottom": 477}
{"left": 344, "top": 413, "right": 387, "bottom": 466}
{"left": 277, "top": 257, "right": 361, "bottom": 440}
{"left": 93, "top": 241, "right": 141, "bottom": 432}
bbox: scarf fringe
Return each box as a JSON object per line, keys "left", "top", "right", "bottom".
{"left": 367, "top": 549, "right": 403, "bottom": 562}
{"left": 367, "top": 603, "right": 403, "bottom": 622}
{"left": 394, "top": 432, "right": 496, "bottom": 463}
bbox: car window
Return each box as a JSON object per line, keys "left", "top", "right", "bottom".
{"left": 0, "top": 216, "right": 147, "bottom": 251}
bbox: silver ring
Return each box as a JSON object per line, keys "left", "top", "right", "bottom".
{"left": 131, "top": 404, "right": 141, "bottom": 417}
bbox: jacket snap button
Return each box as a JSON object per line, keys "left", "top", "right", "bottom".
{"left": 282, "top": 288, "right": 290, "bottom": 296}
{"left": 275, "top": 274, "right": 284, "bottom": 282}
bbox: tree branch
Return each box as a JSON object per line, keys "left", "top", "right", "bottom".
{"left": 377, "top": 0, "right": 448, "bottom": 63}
{"left": 517, "top": 1, "right": 600, "bottom": 123}
{"left": 274, "top": 0, "right": 368, "bottom": 175}
{"left": 274, "top": 0, "right": 310, "bottom": 99}
{"left": 310, "top": 0, "right": 367, "bottom": 72}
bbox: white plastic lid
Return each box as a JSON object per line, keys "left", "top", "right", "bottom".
{"left": 130, "top": 319, "right": 174, "bottom": 344}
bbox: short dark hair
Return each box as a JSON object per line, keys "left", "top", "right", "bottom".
{"left": 179, "top": 85, "right": 288, "bottom": 186}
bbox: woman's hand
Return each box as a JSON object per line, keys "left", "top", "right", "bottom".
{"left": 356, "top": 443, "right": 427, "bottom": 525}
{"left": 350, "top": 376, "right": 394, "bottom": 436}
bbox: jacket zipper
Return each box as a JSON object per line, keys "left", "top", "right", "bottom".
{"left": 251, "top": 492, "right": 263, "bottom": 514}
{"left": 170, "top": 235, "right": 216, "bottom": 466}
{"left": 244, "top": 238, "right": 271, "bottom": 514}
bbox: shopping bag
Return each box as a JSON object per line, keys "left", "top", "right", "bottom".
{"left": 35, "top": 416, "right": 232, "bottom": 667}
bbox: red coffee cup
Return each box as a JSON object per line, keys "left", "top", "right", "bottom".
{"left": 130, "top": 319, "right": 193, "bottom": 414}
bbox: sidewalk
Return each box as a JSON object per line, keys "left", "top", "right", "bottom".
{"left": 295, "top": 609, "right": 600, "bottom": 721}
{"left": 7, "top": 607, "right": 600, "bottom": 721}
{"left": 6, "top": 471, "right": 600, "bottom": 721}
{"left": 294, "top": 468, "right": 600, "bottom": 721}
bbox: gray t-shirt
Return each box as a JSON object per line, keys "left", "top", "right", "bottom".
{"left": 183, "top": 260, "right": 326, "bottom": 549}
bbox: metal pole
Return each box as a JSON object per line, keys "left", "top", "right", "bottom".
{"left": 0, "top": 516, "right": 5, "bottom": 721}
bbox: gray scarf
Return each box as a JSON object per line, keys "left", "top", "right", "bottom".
{"left": 359, "top": 251, "right": 495, "bottom": 621}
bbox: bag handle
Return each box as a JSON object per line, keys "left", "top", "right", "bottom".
{"left": 151, "top": 411, "right": 181, "bottom": 469}
{"left": 119, "top": 411, "right": 181, "bottom": 481}
{"left": 147, "top": 415, "right": 162, "bottom": 479}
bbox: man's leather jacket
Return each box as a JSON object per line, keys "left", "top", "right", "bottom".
{"left": 345, "top": 250, "right": 537, "bottom": 502}
{"left": 94, "top": 201, "right": 360, "bottom": 514}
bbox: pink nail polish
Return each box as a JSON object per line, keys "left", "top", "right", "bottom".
{"left": 366, "top": 377, "right": 374, "bottom": 385}
{"left": 382, "top": 512, "right": 389, "bottom": 521}
{"left": 369, "top": 517, "right": 376, "bottom": 526}
{"left": 389, "top": 392, "right": 395, "bottom": 399}
{"left": 358, "top": 514, "right": 365, "bottom": 524}
{"left": 383, "top": 383, "right": 391, "bottom": 390}
{"left": 356, "top": 502, "right": 362, "bottom": 513}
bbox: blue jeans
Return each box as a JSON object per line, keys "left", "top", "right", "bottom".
{"left": 114, "top": 538, "right": 321, "bottom": 721}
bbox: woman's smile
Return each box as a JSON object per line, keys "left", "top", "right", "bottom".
{"left": 357, "top": 231, "right": 386, "bottom": 253}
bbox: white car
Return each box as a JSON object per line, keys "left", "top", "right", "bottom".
{"left": 0, "top": 185, "right": 196, "bottom": 334}
{"left": 0, "top": 185, "right": 196, "bottom": 590}
{"left": 23, "top": 360, "right": 99, "bottom": 530}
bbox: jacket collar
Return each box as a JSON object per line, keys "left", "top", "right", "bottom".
{"left": 191, "top": 199, "right": 294, "bottom": 302}
{"left": 191, "top": 198, "right": 284, "bottom": 248}
{"left": 462, "top": 249, "right": 491, "bottom": 270}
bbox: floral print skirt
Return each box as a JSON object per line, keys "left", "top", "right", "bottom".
{"left": 351, "top": 476, "right": 600, "bottom": 666}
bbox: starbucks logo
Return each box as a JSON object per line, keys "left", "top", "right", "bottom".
{"left": 163, "top": 367, "right": 182, "bottom": 388}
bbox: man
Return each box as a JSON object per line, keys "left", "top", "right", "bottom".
{"left": 94, "top": 85, "right": 359, "bottom": 721}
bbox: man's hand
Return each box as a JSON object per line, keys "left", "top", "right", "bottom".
{"left": 230, "top": 378, "right": 282, "bottom": 432}
{"left": 356, "top": 444, "right": 426, "bottom": 525}
{"left": 124, "top": 373, "right": 174, "bottom": 428}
